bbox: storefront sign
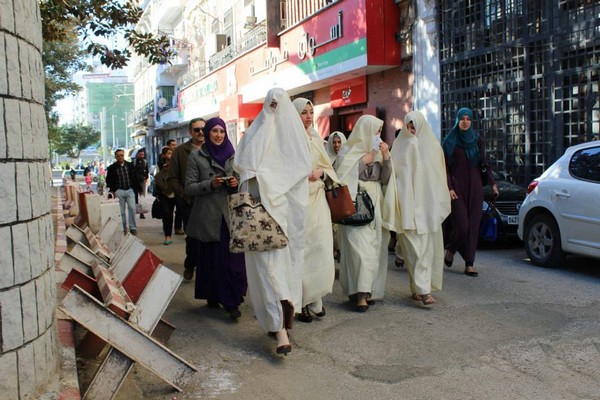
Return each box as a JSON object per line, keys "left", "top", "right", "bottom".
{"left": 298, "top": 11, "right": 344, "bottom": 60}
{"left": 330, "top": 76, "right": 367, "bottom": 108}
{"left": 249, "top": 49, "right": 290, "bottom": 76}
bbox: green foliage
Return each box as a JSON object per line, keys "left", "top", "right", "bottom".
{"left": 54, "top": 123, "right": 101, "bottom": 159}
{"left": 40, "top": 0, "right": 175, "bottom": 70}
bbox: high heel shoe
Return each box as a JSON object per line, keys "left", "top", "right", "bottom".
{"left": 355, "top": 292, "right": 369, "bottom": 312}
{"left": 444, "top": 250, "right": 454, "bottom": 268}
{"left": 297, "top": 306, "right": 313, "bottom": 323}
{"left": 276, "top": 344, "right": 292, "bottom": 356}
{"left": 280, "top": 300, "right": 294, "bottom": 330}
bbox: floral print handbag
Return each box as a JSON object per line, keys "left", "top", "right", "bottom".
{"left": 227, "top": 192, "right": 289, "bottom": 253}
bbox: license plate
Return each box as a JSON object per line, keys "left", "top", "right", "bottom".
{"left": 507, "top": 216, "right": 519, "bottom": 225}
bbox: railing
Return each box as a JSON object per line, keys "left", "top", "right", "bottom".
{"left": 178, "top": 64, "right": 207, "bottom": 90}
{"left": 133, "top": 100, "right": 154, "bottom": 124}
{"left": 240, "top": 21, "right": 267, "bottom": 53}
{"left": 208, "top": 45, "right": 237, "bottom": 72}
{"left": 283, "top": 0, "right": 338, "bottom": 29}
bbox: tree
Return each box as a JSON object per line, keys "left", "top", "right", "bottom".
{"left": 40, "top": 0, "right": 174, "bottom": 70}
{"left": 54, "top": 123, "right": 101, "bottom": 159}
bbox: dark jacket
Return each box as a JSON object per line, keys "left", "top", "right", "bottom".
{"left": 133, "top": 158, "right": 149, "bottom": 193}
{"left": 167, "top": 140, "right": 196, "bottom": 203}
{"left": 106, "top": 161, "right": 139, "bottom": 194}
{"left": 185, "top": 145, "right": 238, "bottom": 242}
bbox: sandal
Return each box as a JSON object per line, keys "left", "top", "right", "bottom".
{"left": 411, "top": 294, "right": 422, "bottom": 301}
{"left": 464, "top": 266, "right": 479, "bottom": 277}
{"left": 421, "top": 294, "right": 436, "bottom": 305}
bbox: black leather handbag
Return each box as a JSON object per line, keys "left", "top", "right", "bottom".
{"left": 338, "top": 191, "right": 375, "bottom": 226}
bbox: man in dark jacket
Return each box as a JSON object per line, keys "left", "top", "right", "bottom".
{"left": 167, "top": 117, "right": 205, "bottom": 279}
{"left": 133, "top": 148, "right": 150, "bottom": 219}
{"left": 106, "top": 149, "right": 140, "bottom": 234}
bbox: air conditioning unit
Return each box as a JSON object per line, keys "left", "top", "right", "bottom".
{"left": 215, "top": 34, "right": 227, "bottom": 52}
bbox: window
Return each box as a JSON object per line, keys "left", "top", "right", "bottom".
{"left": 569, "top": 146, "right": 600, "bottom": 183}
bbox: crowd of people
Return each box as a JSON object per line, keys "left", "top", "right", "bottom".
{"left": 102, "top": 87, "right": 499, "bottom": 356}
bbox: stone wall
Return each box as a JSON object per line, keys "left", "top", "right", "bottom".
{"left": 0, "top": 0, "right": 59, "bottom": 398}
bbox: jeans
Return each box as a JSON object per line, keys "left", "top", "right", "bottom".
{"left": 115, "top": 188, "right": 137, "bottom": 232}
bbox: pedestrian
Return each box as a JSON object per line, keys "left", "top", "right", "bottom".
{"left": 442, "top": 107, "right": 499, "bottom": 277}
{"left": 325, "top": 131, "right": 346, "bottom": 165}
{"left": 106, "top": 148, "right": 140, "bottom": 235}
{"left": 184, "top": 117, "right": 247, "bottom": 320}
{"left": 167, "top": 118, "right": 206, "bottom": 280}
{"left": 97, "top": 162, "right": 106, "bottom": 196}
{"left": 133, "top": 148, "right": 149, "bottom": 219}
{"left": 154, "top": 146, "right": 176, "bottom": 245}
{"left": 335, "top": 115, "right": 397, "bottom": 312}
{"left": 292, "top": 98, "right": 340, "bottom": 323}
{"left": 84, "top": 170, "right": 93, "bottom": 192}
{"left": 391, "top": 111, "right": 451, "bottom": 306}
{"left": 234, "top": 88, "right": 312, "bottom": 355}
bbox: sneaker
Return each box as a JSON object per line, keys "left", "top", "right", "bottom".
{"left": 130, "top": 230, "right": 137, "bottom": 235}
{"left": 140, "top": 214, "right": 146, "bottom": 219}
{"left": 175, "top": 229, "right": 185, "bottom": 235}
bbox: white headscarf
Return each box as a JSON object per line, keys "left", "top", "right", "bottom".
{"left": 326, "top": 131, "right": 346, "bottom": 164}
{"left": 292, "top": 98, "right": 340, "bottom": 184}
{"left": 234, "top": 88, "right": 312, "bottom": 237}
{"left": 335, "top": 115, "right": 398, "bottom": 230}
{"left": 391, "top": 111, "right": 451, "bottom": 234}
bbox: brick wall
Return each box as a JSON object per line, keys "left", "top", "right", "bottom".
{"left": 0, "top": 0, "right": 60, "bottom": 398}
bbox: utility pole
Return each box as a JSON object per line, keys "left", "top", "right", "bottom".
{"left": 101, "top": 107, "right": 107, "bottom": 165}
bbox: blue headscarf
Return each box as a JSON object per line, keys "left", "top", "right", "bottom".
{"left": 442, "top": 107, "right": 480, "bottom": 167}
{"left": 203, "top": 117, "right": 235, "bottom": 167}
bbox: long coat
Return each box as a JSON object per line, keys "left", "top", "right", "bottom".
{"left": 184, "top": 145, "right": 238, "bottom": 242}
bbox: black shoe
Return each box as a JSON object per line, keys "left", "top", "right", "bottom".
{"left": 313, "top": 306, "right": 326, "bottom": 317}
{"left": 297, "top": 306, "right": 313, "bottom": 323}
{"left": 226, "top": 307, "right": 241, "bottom": 320}
{"left": 355, "top": 292, "right": 369, "bottom": 312}
{"left": 276, "top": 344, "right": 292, "bottom": 356}
{"left": 444, "top": 250, "right": 454, "bottom": 268}
{"left": 140, "top": 213, "right": 146, "bottom": 219}
{"left": 183, "top": 268, "right": 194, "bottom": 280}
{"left": 464, "top": 267, "right": 479, "bottom": 277}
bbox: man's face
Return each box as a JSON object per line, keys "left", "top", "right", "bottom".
{"left": 190, "top": 120, "right": 206, "bottom": 146}
{"left": 115, "top": 151, "right": 125, "bottom": 164}
{"left": 168, "top": 141, "right": 177, "bottom": 150}
{"left": 136, "top": 151, "right": 145, "bottom": 159}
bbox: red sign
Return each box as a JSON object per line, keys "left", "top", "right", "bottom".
{"left": 330, "top": 76, "right": 367, "bottom": 108}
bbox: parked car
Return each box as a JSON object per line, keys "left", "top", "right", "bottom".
{"left": 481, "top": 171, "right": 527, "bottom": 240}
{"left": 517, "top": 140, "right": 600, "bottom": 267}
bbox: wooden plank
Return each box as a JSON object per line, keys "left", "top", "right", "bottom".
{"left": 110, "top": 235, "right": 146, "bottom": 282}
{"left": 83, "top": 266, "right": 183, "bottom": 400}
{"left": 65, "top": 224, "right": 88, "bottom": 246}
{"left": 98, "top": 217, "right": 124, "bottom": 253}
{"left": 59, "top": 286, "right": 196, "bottom": 392}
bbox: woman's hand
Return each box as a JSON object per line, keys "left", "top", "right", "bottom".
{"left": 229, "top": 176, "right": 238, "bottom": 188}
{"left": 380, "top": 141, "right": 390, "bottom": 160}
{"left": 211, "top": 175, "right": 224, "bottom": 189}
{"left": 308, "top": 168, "right": 323, "bottom": 182}
{"left": 362, "top": 151, "right": 375, "bottom": 164}
{"left": 449, "top": 189, "right": 458, "bottom": 200}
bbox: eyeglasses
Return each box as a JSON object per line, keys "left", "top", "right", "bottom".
{"left": 193, "top": 127, "right": 203, "bottom": 133}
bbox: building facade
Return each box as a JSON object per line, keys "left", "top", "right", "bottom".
{"left": 131, "top": 0, "right": 416, "bottom": 166}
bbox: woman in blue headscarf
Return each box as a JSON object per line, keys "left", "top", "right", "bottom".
{"left": 442, "top": 108, "right": 498, "bottom": 277}
{"left": 185, "top": 117, "right": 247, "bottom": 320}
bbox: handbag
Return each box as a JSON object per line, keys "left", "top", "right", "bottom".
{"left": 480, "top": 162, "right": 489, "bottom": 186}
{"left": 338, "top": 190, "right": 375, "bottom": 226}
{"left": 227, "top": 192, "right": 288, "bottom": 253}
{"left": 325, "top": 184, "right": 356, "bottom": 223}
{"left": 151, "top": 198, "right": 163, "bottom": 219}
{"left": 479, "top": 201, "right": 498, "bottom": 241}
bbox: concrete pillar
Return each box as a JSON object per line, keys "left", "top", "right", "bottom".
{"left": 0, "top": 0, "right": 59, "bottom": 398}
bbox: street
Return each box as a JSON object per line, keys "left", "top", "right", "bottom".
{"left": 76, "top": 215, "right": 600, "bottom": 400}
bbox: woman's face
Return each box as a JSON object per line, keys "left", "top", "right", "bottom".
{"left": 164, "top": 149, "right": 172, "bottom": 160}
{"left": 332, "top": 136, "right": 342, "bottom": 154}
{"left": 209, "top": 125, "right": 226, "bottom": 145}
{"left": 299, "top": 103, "right": 314, "bottom": 129}
{"left": 458, "top": 115, "right": 472, "bottom": 131}
{"left": 407, "top": 121, "right": 416, "bottom": 135}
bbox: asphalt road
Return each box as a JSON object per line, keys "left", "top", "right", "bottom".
{"left": 77, "top": 214, "right": 600, "bottom": 400}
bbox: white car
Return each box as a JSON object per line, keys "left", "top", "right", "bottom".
{"left": 517, "top": 140, "right": 600, "bottom": 266}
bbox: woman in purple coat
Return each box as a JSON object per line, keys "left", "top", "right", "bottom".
{"left": 442, "top": 108, "right": 499, "bottom": 277}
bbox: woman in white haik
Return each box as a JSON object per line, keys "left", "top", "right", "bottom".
{"left": 335, "top": 115, "right": 398, "bottom": 312}
{"left": 292, "top": 98, "right": 340, "bottom": 323}
{"left": 326, "top": 131, "right": 346, "bottom": 166}
{"left": 391, "top": 111, "right": 451, "bottom": 306}
{"left": 234, "top": 88, "right": 312, "bottom": 355}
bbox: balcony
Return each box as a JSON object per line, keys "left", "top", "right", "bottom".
{"left": 240, "top": 21, "right": 267, "bottom": 53}
{"left": 178, "top": 64, "right": 207, "bottom": 90}
{"left": 133, "top": 100, "right": 154, "bottom": 125}
{"left": 155, "top": 107, "right": 179, "bottom": 128}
